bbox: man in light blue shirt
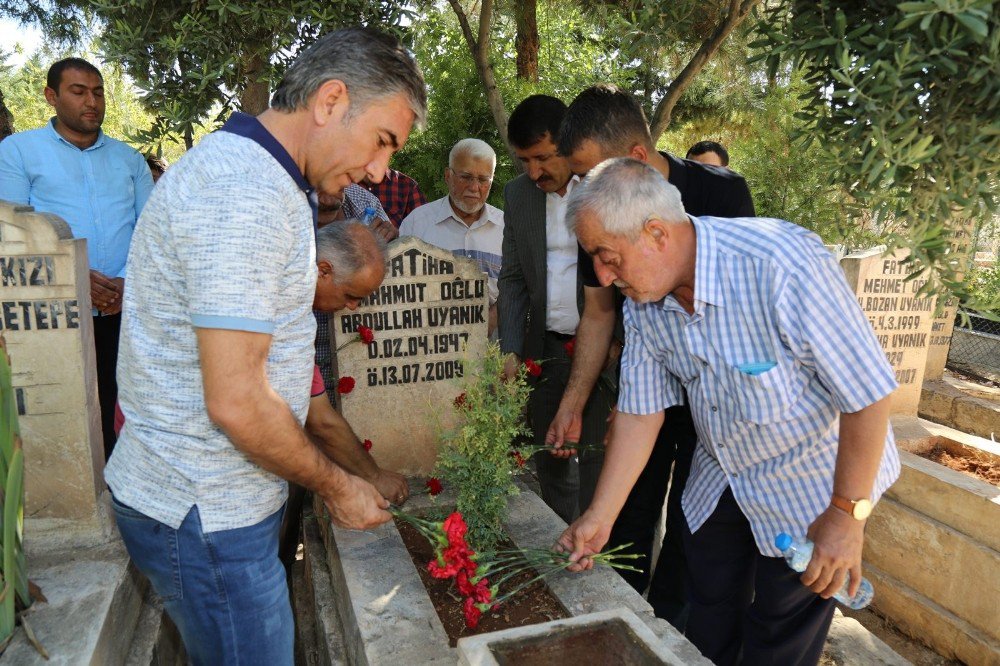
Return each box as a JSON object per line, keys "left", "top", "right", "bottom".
{"left": 559, "top": 158, "right": 900, "bottom": 665}
{"left": 0, "top": 58, "right": 154, "bottom": 457}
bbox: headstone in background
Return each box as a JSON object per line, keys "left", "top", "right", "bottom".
{"left": 841, "top": 247, "right": 937, "bottom": 415}
{"left": 333, "top": 237, "right": 489, "bottom": 475}
{"left": 924, "top": 221, "right": 975, "bottom": 382}
{"left": 0, "top": 201, "right": 107, "bottom": 548}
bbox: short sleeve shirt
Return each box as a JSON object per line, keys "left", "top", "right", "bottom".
{"left": 105, "top": 114, "right": 318, "bottom": 532}
{"left": 619, "top": 215, "right": 900, "bottom": 555}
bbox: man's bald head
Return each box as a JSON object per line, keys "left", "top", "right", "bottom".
{"left": 313, "top": 222, "right": 388, "bottom": 312}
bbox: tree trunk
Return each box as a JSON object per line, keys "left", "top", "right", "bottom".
{"left": 447, "top": 0, "right": 521, "bottom": 170}
{"left": 648, "top": 0, "right": 762, "bottom": 142}
{"left": 0, "top": 88, "right": 14, "bottom": 141}
{"left": 514, "top": 0, "right": 539, "bottom": 82}
{"left": 239, "top": 51, "right": 272, "bottom": 115}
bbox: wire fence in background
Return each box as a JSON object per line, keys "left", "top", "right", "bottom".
{"left": 947, "top": 310, "right": 1000, "bottom": 382}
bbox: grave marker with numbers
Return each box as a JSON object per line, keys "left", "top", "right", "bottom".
{"left": 332, "top": 237, "right": 489, "bottom": 475}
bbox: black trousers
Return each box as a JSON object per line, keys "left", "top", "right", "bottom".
{"left": 607, "top": 404, "right": 695, "bottom": 629}
{"left": 527, "top": 332, "right": 613, "bottom": 524}
{"left": 93, "top": 313, "right": 121, "bottom": 461}
{"left": 683, "top": 488, "right": 836, "bottom": 666}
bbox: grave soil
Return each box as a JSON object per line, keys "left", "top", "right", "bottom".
{"left": 917, "top": 444, "right": 1000, "bottom": 486}
{"left": 396, "top": 518, "right": 569, "bottom": 647}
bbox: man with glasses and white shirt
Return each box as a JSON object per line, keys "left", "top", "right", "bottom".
{"left": 399, "top": 138, "right": 503, "bottom": 335}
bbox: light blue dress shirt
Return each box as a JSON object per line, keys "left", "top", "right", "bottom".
{"left": 0, "top": 118, "right": 153, "bottom": 278}
{"left": 619, "top": 215, "right": 901, "bottom": 556}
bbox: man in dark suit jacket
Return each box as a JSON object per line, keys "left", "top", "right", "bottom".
{"left": 546, "top": 84, "right": 756, "bottom": 630}
{"left": 497, "top": 95, "right": 615, "bottom": 523}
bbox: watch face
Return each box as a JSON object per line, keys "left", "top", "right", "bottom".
{"left": 854, "top": 499, "right": 873, "bottom": 520}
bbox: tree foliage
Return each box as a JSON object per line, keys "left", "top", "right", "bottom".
{"left": 90, "top": 0, "right": 410, "bottom": 148}
{"left": 0, "top": 45, "right": 191, "bottom": 160}
{"left": 758, "top": 0, "right": 1000, "bottom": 313}
{"left": 398, "top": 0, "right": 636, "bottom": 205}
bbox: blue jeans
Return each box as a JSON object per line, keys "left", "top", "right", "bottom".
{"left": 112, "top": 497, "right": 294, "bottom": 666}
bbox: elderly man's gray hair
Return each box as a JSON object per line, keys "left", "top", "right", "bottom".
{"left": 271, "top": 27, "right": 427, "bottom": 128}
{"left": 567, "top": 157, "right": 686, "bottom": 239}
{"left": 449, "top": 138, "right": 496, "bottom": 169}
{"left": 315, "top": 221, "right": 388, "bottom": 282}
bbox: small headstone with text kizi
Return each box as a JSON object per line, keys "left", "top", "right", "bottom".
{"left": 0, "top": 200, "right": 107, "bottom": 547}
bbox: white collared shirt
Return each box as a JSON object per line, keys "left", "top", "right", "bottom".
{"left": 399, "top": 195, "right": 504, "bottom": 304}
{"left": 545, "top": 176, "right": 580, "bottom": 334}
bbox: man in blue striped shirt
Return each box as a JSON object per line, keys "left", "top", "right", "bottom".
{"left": 558, "top": 158, "right": 900, "bottom": 665}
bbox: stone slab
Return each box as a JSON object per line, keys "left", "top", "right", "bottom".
{"left": 823, "top": 609, "right": 909, "bottom": 666}
{"left": 865, "top": 563, "right": 1000, "bottom": 666}
{"left": 864, "top": 496, "right": 999, "bottom": 640}
{"left": 321, "top": 483, "right": 709, "bottom": 665}
{"left": 840, "top": 247, "right": 937, "bottom": 415}
{"left": 889, "top": 417, "right": 1000, "bottom": 552}
{"left": 320, "top": 497, "right": 453, "bottom": 665}
{"left": 456, "top": 608, "right": 686, "bottom": 665}
{"left": 332, "top": 237, "right": 489, "bottom": 475}
{"left": 302, "top": 508, "right": 348, "bottom": 666}
{"left": 0, "top": 544, "right": 143, "bottom": 665}
{"left": 501, "top": 482, "right": 710, "bottom": 665}
{"left": 919, "top": 377, "right": 1000, "bottom": 441}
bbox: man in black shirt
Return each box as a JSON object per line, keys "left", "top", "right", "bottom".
{"left": 546, "top": 84, "right": 754, "bottom": 629}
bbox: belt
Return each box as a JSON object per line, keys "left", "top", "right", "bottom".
{"left": 545, "top": 330, "right": 574, "bottom": 341}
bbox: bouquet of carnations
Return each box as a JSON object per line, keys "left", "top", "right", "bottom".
{"left": 392, "top": 508, "right": 641, "bottom": 629}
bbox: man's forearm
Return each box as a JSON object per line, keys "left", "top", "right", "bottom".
{"left": 833, "top": 395, "right": 892, "bottom": 501}
{"left": 211, "top": 386, "right": 354, "bottom": 500}
{"left": 306, "top": 396, "right": 382, "bottom": 483}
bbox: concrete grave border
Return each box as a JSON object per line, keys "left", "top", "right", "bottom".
{"left": 456, "top": 608, "right": 683, "bottom": 665}
{"left": 864, "top": 416, "right": 1000, "bottom": 665}
{"left": 313, "top": 482, "right": 709, "bottom": 665}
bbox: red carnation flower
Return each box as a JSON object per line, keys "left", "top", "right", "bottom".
{"left": 464, "top": 597, "right": 482, "bottom": 628}
{"left": 453, "top": 392, "right": 468, "bottom": 409}
{"left": 472, "top": 579, "right": 492, "bottom": 604}
{"left": 511, "top": 451, "right": 526, "bottom": 468}
{"left": 456, "top": 570, "right": 475, "bottom": 596}
{"left": 564, "top": 338, "right": 576, "bottom": 357}
{"left": 428, "top": 559, "right": 460, "bottom": 579}
{"left": 523, "top": 358, "right": 542, "bottom": 377}
{"left": 362, "top": 439, "right": 373, "bottom": 451}
{"left": 337, "top": 376, "right": 356, "bottom": 394}
{"left": 358, "top": 326, "right": 375, "bottom": 344}
{"left": 426, "top": 477, "right": 443, "bottom": 496}
{"left": 443, "top": 512, "right": 468, "bottom": 545}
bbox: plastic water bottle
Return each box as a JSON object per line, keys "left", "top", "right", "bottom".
{"left": 360, "top": 206, "right": 377, "bottom": 226}
{"left": 774, "top": 533, "right": 874, "bottom": 609}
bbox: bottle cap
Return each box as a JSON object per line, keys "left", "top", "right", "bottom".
{"left": 774, "top": 533, "right": 792, "bottom": 551}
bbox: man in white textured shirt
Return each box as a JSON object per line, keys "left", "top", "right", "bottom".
{"left": 400, "top": 138, "right": 503, "bottom": 335}
{"left": 105, "top": 28, "right": 426, "bottom": 665}
{"left": 497, "top": 96, "right": 614, "bottom": 522}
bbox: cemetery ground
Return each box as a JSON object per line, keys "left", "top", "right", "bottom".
{"left": 1, "top": 203, "right": 999, "bottom": 664}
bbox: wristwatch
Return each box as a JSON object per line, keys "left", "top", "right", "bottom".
{"left": 830, "top": 494, "right": 873, "bottom": 520}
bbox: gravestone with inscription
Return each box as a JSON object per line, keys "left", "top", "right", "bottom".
{"left": 332, "top": 237, "right": 489, "bottom": 475}
{"left": 840, "top": 247, "right": 937, "bottom": 415}
{"left": 0, "top": 200, "right": 107, "bottom": 546}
